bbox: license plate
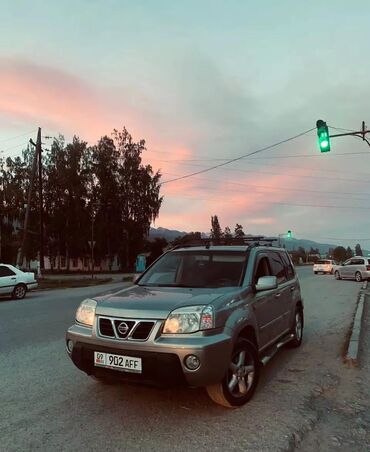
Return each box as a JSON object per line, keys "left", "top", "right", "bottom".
{"left": 94, "top": 352, "right": 142, "bottom": 373}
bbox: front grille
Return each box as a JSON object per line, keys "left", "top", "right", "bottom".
{"left": 98, "top": 316, "right": 155, "bottom": 341}
{"left": 113, "top": 320, "right": 135, "bottom": 338}
{"left": 132, "top": 322, "right": 155, "bottom": 340}
{"left": 99, "top": 318, "right": 115, "bottom": 337}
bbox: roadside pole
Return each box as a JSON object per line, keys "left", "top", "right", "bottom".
{"left": 18, "top": 132, "right": 39, "bottom": 267}
{"left": 88, "top": 212, "right": 96, "bottom": 280}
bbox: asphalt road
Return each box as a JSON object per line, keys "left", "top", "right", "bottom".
{"left": 0, "top": 268, "right": 363, "bottom": 451}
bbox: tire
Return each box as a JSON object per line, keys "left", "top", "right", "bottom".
{"left": 287, "top": 307, "right": 304, "bottom": 348}
{"left": 335, "top": 271, "right": 341, "bottom": 280}
{"left": 355, "top": 272, "right": 362, "bottom": 282}
{"left": 314, "top": 271, "right": 318, "bottom": 275}
{"left": 206, "top": 339, "right": 259, "bottom": 408}
{"left": 12, "top": 284, "right": 27, "bottom": 300}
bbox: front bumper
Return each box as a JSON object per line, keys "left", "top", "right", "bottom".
{"left": 66, "top": 324, "right": 232, "bottom": 388}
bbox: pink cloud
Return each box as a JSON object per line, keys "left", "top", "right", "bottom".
{"left": 0, "top": 58, "right": 143, "bottom": 141}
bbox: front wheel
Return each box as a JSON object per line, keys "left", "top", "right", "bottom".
{"left": 355, "top": 272, "right": 362, "bottom": 282}
{"left": 12, "top": 284, "right": 27, "bottom": 299}
{"left": 335, "top": 271, "right": 341, "bottom": 280}
{"left": 206, "top": 339, "right": 259, "bottom": 408}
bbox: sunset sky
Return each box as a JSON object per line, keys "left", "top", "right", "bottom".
{"left": 1, "top": 0, "right": 370, "bottom": 247}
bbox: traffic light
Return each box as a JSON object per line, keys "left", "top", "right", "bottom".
{"left": 287, "top": 230, "right": 292, "bottom": 238}
{"left": 316, "top": 119, "right": 331, "bottom": 152}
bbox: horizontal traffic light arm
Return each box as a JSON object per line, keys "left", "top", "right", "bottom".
{"left": 328, "top": 121, "right": 370, "bottom": 147}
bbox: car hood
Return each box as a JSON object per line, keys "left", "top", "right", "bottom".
{"left": 95, "top": 285, "right": 236, "bottom": 319}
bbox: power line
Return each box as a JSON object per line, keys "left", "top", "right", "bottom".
{"left": 0, "top": 129, "right": 36, "bottom": 145}
{"left": 155, "top": 155, "right": 370, "bottom": 179}
{"left": 163, "top": 193, "right": 370, "bottom": 211}
{"left": 314, "top": 236, "right": 370, "bottom": 241}
{"left": 160, "top": 127, "right": 315, "bottom": 185}
{"left": 163, "top": 179, "right": 370, "bottom": 202}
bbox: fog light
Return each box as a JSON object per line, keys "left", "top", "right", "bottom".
{"left": 67, "top": 340, "right": 74, "bottom": 353}
{"left": 184, "top": 354, "right": 200, "bottom": 370}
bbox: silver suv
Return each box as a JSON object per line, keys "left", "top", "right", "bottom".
{"left": 334, "top": 256, "right": 370, "bottom": 282}
{"left": 66, "top": 237, "right": 304, "bottom": 408}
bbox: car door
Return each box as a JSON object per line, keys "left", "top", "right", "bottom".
{"left": 0, "top": 265, "right": 17, "bottom": 295}
{"left": 250, "top": 253, "right": 279, "bottom": 349}
{"left": 266, "top": 251, "right": 291, "bottom": 340}
{"left": 340, "top": 259, "right": 351, "bottom": 279}
{"left": 352, "top": 258, "right": 365, "bottom": 279}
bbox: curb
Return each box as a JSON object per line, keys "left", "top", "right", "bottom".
{"left": 344, "top": 281, "right": 368, "bottom": 366}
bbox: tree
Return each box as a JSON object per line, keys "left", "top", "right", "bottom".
{"left": 114, "top": 127, "right": 162, "bottom": 270}
{"left": 234, "top": 223, "right": 245, "bottom": 237}
{"left": 333, "top": 246, "right": 347, "bottom": 263}
{"left": 171, "top": 232, "right": 202, "bottom": 247}
{"left": 355, "top": 243, "right": 363, "bottom": 256}
{"left": 210, "top": 215, "right": 222, "bottom": 240}
{"left": 145, "top": 237, "right": 168, "bottom": 266}
{"left": 345, "top": 247, "right": 353, "bottom": 259}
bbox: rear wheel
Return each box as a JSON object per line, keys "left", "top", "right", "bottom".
{"left": 355, "top": 271, "right": 362, "bottom": 282}
{"left": 314, "top": 271, "right": 318, "bottom": 275}
{"left": 287, "top": 307, "right": 303, "bottom": 348}
{"left": 12, "top": 284, "right": 27, "bottom": 299}
{"left": 335, "top": 271, "right": 341, "bottom": 280}
{"left": 206, "top": 339, "right": 259, "bottom": 408}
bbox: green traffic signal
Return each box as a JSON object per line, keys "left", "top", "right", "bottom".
{"left": 287, "top": 230, "right": 292, "bottom": 238}
{"left": 316, "top": 119, "right": 331, "bottom": 152}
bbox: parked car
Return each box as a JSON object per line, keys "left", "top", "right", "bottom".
{"left": 66, "top": 237, "right": 304, "bottom": 408}
{"left": 313, "top": 259, "right": 337, "bottom": 275}
{"left": 0, "top": 264, "right": 38, "bottom": 299}
{"left": 334, "top": 256, "right": 370, "bottom": 282}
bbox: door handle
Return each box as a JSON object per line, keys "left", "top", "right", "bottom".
{"left": 275, "top": 292, "right": 281, "bottom": 298}
{"left": 11, "top": 277, "right": 16, "bottom": 280}
{"left": 290, "top": 286, "right": 295, "bottom": 292}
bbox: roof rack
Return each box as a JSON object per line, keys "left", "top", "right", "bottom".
{"left": 170, "top": 236, "right": 279, "bottom": 250}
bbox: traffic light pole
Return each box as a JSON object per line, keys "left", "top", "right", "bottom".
{"left": 329, "top": 121, "right": 370, "bottom": 146}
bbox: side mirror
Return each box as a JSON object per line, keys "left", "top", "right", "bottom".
{"left": 255, "top": 276, "right": 278, "bottom": 292}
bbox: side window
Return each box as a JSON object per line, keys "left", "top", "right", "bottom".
{"left": 254, "top": 256, "right": 271, "bottom": 285}
{"left": 352, "top": 259, "right": 364, "bottom": 265}
{"left": 0, "top": 265, "right": 16, "bottom": 277}
{"left": 280, "top": 252, "right": 295, "bottom": 280}
{"left": 268, "top": 252, "right": 287, "bottom": 284}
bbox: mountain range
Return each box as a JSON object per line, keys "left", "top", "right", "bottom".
{"left": 149, "top": 227, "right": 369, "bottom": 255}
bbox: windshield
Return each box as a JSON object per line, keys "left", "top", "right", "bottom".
{"left": 138, "top": 251, "right": 248, "bottom": 288}
{"left": 317, "top": 260, "right": 331, "bottom": 264}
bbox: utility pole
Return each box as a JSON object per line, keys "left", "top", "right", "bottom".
{"left": 36, "top": 128, "right": 45, "bottom": 273}
{"left": 18, "top": 133, "right": 39, "bottom": 267}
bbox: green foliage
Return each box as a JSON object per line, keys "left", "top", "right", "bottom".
{"left": 210, "top": 215, "right": 222, "bottom": 239}
{"left": 355, "top": 243, "right": 363, "bottom": 256}
{"left": 234, "top": 223, "right": 245, "bottom": 237}
{"left": 333, "top": 246, "right": 347, "bottom": 263}
{"left": 0, "top": 127, "right": 163, "bottom": 270}
{"left": 145, "top": 237, "right": 168, "bottom": 266}
{"left": 345, "top": 247, "right": 353, "bottom": 259}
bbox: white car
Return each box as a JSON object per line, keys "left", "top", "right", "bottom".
{"left": 0, "top": 264, "right": 38, "bottom": 299}
{"left": 313, "top": 259, "right": 337, "bottom": 275}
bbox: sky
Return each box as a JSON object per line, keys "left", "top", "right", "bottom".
{"left": 1, "top": 0, "right": 370, "bottom": 248}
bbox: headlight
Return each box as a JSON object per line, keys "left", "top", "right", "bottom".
{"left": 76, "top": 299, "right": 97, "bottom": 327}
{"left": 163, "top": 305, "right": 214, "bottom": 334}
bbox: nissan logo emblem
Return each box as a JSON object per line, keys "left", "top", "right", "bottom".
{"left": 117, "top": 322, "right": 129, "bottom": 336}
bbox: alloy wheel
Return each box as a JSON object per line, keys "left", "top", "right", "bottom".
{"left": 227, "top": 349, "right": 255, "bottom": 397}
